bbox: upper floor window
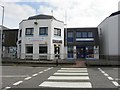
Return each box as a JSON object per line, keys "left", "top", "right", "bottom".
{"left": 54, "top": 28, "right": 61, "bottom": 36}
{"left": 25, "top": 28, "right": 34, "bottom": 36}
{"left": 39, "top": 27, "right": 48, "bottom": 35}
{"left": 82, "top": 32, "right": 87, "bottom": 38}
{"left": 88, "top": 32, "right": 93, "bottom": 38}
{"left": 76, "top": 32, "right": 82, "bottom": 38}
{"left": 67, "top": 31, "right": 73, "bottom": 42}
{"left": 76, "top": 31, "right": 93, "bottom": 38}
{"left": 67, "top": 32, "right": 73, "bottom": 38}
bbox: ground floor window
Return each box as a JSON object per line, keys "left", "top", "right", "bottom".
{"left": 86, "top": 46, "right": 94, "bottom": 58}
{"left": 67, "top": 46, "right": 73, "bottom": 58}
{"left": 76, "top": 46, "right": 94, "bottom": 58}
{"left": 25, "top": 44, "right": 33, "bottom": 54}
{"left": 39, "top": 45, "right": 47, "bottom": 54}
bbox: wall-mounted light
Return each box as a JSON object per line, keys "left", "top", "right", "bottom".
{"left": 34, "top": 22, "right": 38, "bottom": 25}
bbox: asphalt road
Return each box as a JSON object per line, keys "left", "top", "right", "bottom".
{"left": 1, "top": 66, "right": 120, "bottom": 90}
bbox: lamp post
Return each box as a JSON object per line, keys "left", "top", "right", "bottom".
{"left": 0, "top": 5, "right": 4, "bottom": 61}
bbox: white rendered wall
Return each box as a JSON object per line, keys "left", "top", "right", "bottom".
{"left": 98, "top": 15, "right": 119, "bottom": 56}
{"left": 51, "top": 20, "right": 64, "bottom": 59}
{"left": 18, "top": 19, "right": 64, "bottom": 60}
{"left": 108, "top": 16, "right": 118, "bottom": 55}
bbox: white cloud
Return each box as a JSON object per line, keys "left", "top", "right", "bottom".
{"left": 0, "top": 0, "right": 119, "bottom": 28}
{"left": 38, "top": 0, "right": 119, "bottom": 27}
{"left": 0, "top": 1, "right": 36, "bottom": 28}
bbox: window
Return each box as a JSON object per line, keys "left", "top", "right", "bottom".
{"left": 88, "top": 32, "right": 93, "bottom": 38}
{"left": 39, "top": 45, "right": 47, "bottom": 54}
{"left": 25, "top": 44, "right": 33, "bottom": 53}
{"left": 19, "top": 29, "right": 22, "bottom": 37}
{"left": 25, "top": 28, "right": 34, "bottom": 36}
{"left": 67, "top": 32, "right": 73, "bottom": 42}
{"left": 76, "top": 32, "right": 82, "bottom": 38}
{"left": 82, "top": 32, "right": 87, "bottom": 38}
{"left": 68, "top": 32, "right": 73, "bottom": 38}
{"left": 54, "top": 28, "right": 61, "bottom": 36}
{"left": 39, "top": 27, "right": 48, "bottom": 35}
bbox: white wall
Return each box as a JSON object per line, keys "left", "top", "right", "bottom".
{"left": 17, "top": 18, "right": 64, "bottom": 60}
{"left": 51, "top": 19, "right": 64, "bottom": 59}
{"left": 118, "top": 15, "right": 120, "bottom": 55}
{"left": 98, "top": 15, "right": 119, "bottom": 56}
{"left": 108, "top": 16, "right": 118, "bottom": 55}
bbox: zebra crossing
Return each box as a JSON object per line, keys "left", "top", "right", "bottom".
{"left": 39, "top": 68, "right": 92, "bottom": 88}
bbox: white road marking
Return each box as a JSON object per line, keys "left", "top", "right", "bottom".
{"left": 39, "top": 81, "right": 92, "bottom": 88}
{"left": 108, "top": 77, "right": 113, "bottom": 80}
{"left": 44, "top": 69, "right": 48, "bottom": 71}
{"left": 61, "top": 68, "right": 87, "bottom": 70}
{"left": 13, "top": 81, "right": 23, "bottom": 86}
{"left": 115, "top": 78, "right": 120, "bottom": 81}
{"left": 101, "top": 71, "right": 105, "bottom": 74}
{"left": 57, "top": 70, "right": 87, "bottom": 72}
{"left": 5, "top": 86, "right": 11, "bottom": 89}
{"left": 0, "top": 75, "right": 29, "bottom": 77}
{"left": 104, "top": 73, "right": 109, "bottom": 77}
{"left": 48, "top": 76, "right": 89, "bottom": 80}
{"left": 32, "top": 74, "right": 38, "bottom": 77}
{"left": 39, "top": 71, "right": 43, "bottom": 74}
{"left": 98, "top": 68, "right": 101, "bottom": 70}
{"left": 112, "top": 81, "right": 120, "bottom": 86}
{"left": 54, "top": 72, "right": 88, "bottom": 75}
{"left": 24, "top": 77, "right": 32, "bottom": 80}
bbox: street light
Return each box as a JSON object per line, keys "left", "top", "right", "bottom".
{"left": 0, "top": 5, "right": 4, "bottom": 62}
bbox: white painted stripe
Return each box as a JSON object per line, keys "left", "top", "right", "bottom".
{"left": 39, "top": 71, "right": 43, "bottom": 74}
{"left": 104, "top": 73, "right": 109, "bottom": 77}
{"left": 48, "top": 76, "right": 89, "bottom": 80}
{"left": 54, "top": 72, "right": 88, "bottom": 75}
{"left": 108, "top": 77, "right": 113, "bottom": 80}
{"left": 112, "top": 81, "right": 120, "bottom": 86}
{"left": 61, "top": 68, "right": 87, "bottom": 70}
{"left": 5, "top": 87, "right": 11, "bottom": 89}
{"left": 13, "top": 81, "right": 23, "bottom": 85}
{"left": 24, "top": 77, "right": 32, "bottom": 80}
{"left": 39, "top": 81, "right": 92, "bottom": 88}
{"left": 101, "top": 71, "right": 105, "bottom": 74}
{"left": 32, "top": 74, "right": 38, "bottom": 77}
{"left": 115, "top": 78, "right": 120, "bottom": 81}
{"left": 44, "top": 69, "right": 48, "bottom": 71}
{"left": 57, "top": 70, "right": 87, "bottom": 72}
{"left": 0, "top": 75, "right": 29, "bottom": 77}
{"left": 50, "top": 67, "right": 53, "bottom": 69}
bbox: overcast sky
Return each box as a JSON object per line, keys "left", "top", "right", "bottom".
{"left": 0, "top": 0, "right": 119, "bottom": 29}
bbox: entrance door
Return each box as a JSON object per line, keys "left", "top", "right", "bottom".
{"left": 54, "top": 45, "right": 60, "bottom": 58}
{"left": 77, "top": 47, "right": 86, "bottom": 58}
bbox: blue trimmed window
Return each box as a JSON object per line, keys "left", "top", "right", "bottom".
{"left": 67, "top": 32, "right": 73, "bottom": 42}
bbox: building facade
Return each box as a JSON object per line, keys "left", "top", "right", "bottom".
{"left": 98, "top": 11, "right": 120, "bottom": 60}
{"left": 64, "top": 28, "right": 99, "bottom": 60}
{"left": 17, "top": 14, "right": 64, "bottom": 60}
{"left": 2, "top": 29, "right": 18, "bottom": 58}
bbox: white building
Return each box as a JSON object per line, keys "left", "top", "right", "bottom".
{"left": 98, "top": 11, "right": 120, "bottom": 60}
{"left": 17, "top": 14, "right": 64, "bottom": 60}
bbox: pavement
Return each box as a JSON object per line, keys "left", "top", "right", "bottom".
{"left": 2, "top": 58, "right": 120, "bottom": 67}
{"left": 1, "top": 66, "right": 120, "bottom": 90}
{"left": 1, "top": 58, "right": 76, "bottom": 67}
